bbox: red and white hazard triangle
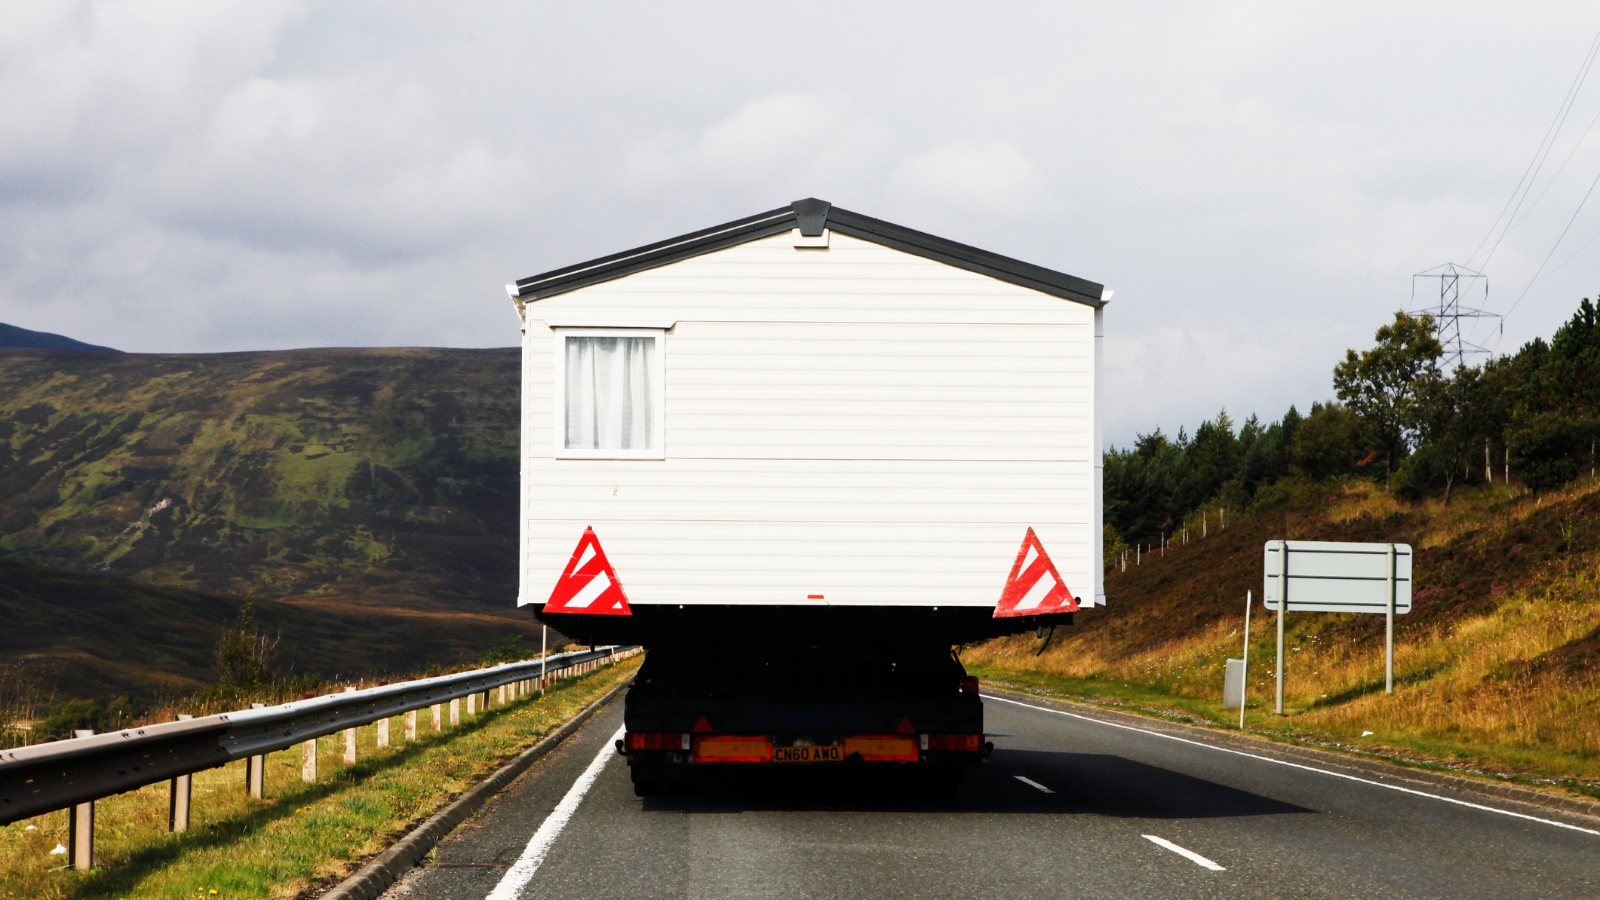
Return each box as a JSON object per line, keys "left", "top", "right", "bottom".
{"left": 544, "top": 527, "right": 632, "bottom": 616}
{"left": 993, "top": 527, "right": 1080, "bottom": 618}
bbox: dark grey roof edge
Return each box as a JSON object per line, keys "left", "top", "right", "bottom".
{"left": 513, "top": 199, "right": 1104, "bottom": 308}
{"left": 513, "top": 206, "right": 797, "bottom": 300}
{"left": 823, "top": 207, "right": 1104, "bottom": 307}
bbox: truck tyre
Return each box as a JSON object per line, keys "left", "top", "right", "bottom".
{"left": 925, "top": 766, "right": 964, "bottom": 798}
{"left": 630, "top": 761, "right": 668, "bottom": 797}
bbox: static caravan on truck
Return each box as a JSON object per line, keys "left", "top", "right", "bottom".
{"left": 508, "top": 199, "right": 1106, "bottom": 794}
{"left": 507, "top": 198, "right": 1107, "bottom": 647}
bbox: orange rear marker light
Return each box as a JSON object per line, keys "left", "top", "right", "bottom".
{"left": 841, "top": 734, "right": 919, "bottom": 762}
{"left": 693, "top": 735, "right": 772, "bottom": 764}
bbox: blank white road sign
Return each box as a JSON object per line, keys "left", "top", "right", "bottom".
{"left": 1263, "top": 541, "right": 1412, "bottom": 614}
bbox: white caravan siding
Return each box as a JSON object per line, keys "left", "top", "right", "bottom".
{"left": 518, "top": 229, "right": 1100, "bottom": 609}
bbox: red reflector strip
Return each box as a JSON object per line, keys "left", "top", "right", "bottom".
{"left": 693, "top": 735, "right": 772, "bottom": 763}
{"left": 961, "top": 676, "right": 980, "bottom": 694}
{"left": 627, "top": 732, "right": 690, "bottom": 751}
{"left": 926, "top": 733, "right": 983, "bottom": 752}
{"left": 841, "top": 734, "right": 919, "bottom": 762}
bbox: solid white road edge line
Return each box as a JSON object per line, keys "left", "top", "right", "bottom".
{"left": 986, "top": 695, "right": 1600, "bottom": 838}
{"left": 485, "top": 725, "right": 625, "bottom": 900}
{"left": 1014, "top": 775, "right": 1055, "bottom": 793}
{"left": 1143, "top": 834, "right": 1226, "bottom": 871}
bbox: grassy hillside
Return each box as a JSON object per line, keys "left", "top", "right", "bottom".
{"left": 0, "top": 347, "right": 520, "bottom": 612}
{"left": 966, "top": 477, "right": 1600, "bottom": 796}
{"left": 0, "top": 557, "right": 553, "bottom": 699}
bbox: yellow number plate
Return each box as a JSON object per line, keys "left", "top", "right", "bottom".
{"left": 772, "top": 745, "right": 843, "bottom": 763}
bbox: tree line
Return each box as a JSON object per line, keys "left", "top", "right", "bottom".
{"left": 1104, "top": 295, "right": 1600, "bottom": 551}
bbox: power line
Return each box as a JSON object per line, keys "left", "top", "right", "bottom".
{"left": 1503, "top": 101, "right": 1600, "bottom": 237}
{"left": 1534, "top": 218, "right": 1600, "bottom": 284}
{"left": 1504, "top": 164, "right": 1600, "bottom": 320}
{"left": 1468, "top": 29, "right": 1600, "bottom": 270}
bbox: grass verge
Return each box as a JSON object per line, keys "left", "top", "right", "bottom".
{"left": 965, "top": 478, "right": 1600, "bottom": 806}
{"left": 969, "top": 665, "right": 1600, "bottom": 803}
{"left": 0, "top": 658, "right": 638, "bottom": 900}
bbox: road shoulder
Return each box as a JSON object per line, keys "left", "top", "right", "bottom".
{"left": 983, "top": 686, "right": 1600, "bottom": 827}
{"left": 318, "top": 678, "right": 631, "bottom": 900}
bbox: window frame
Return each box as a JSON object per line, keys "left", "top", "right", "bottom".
{"left": 552, "top": 327, "right": 666, "bottom": 460}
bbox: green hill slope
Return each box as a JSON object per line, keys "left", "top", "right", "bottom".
{"left": 0, "top": 322, "right": 120, "bottom": 353}
{"left": 0, "top": 347, "right": 520, "bottom": 612}
{"left": 0, "top": 557, "right": 550, "bottom": 699}
{"left": 967, "top": 478, "right": 1600, "bottom": 797}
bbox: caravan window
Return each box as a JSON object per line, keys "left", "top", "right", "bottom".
{"left": 557, "top": 330, "right": 664, "bottom": 458}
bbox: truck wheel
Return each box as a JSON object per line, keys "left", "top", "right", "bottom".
{"left": 630, "top": 762, "right": 666, "bottom": 797}
{"left": 925, "top": 767, "right": 964, "bottom": 798}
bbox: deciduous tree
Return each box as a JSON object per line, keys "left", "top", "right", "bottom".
{"left": 1333, "top": 312, "right": 1443, "bottom": 490}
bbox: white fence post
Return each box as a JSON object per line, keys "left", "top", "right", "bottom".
{"left": 302, "top": 738, "right": 317, "bottom": 782}
{"left": 170, "top": 714, "right": 193, "bottom": 832}
{"left": 405, "top": 709, "right": 418, "bottom": 741}
{"left": 377, "top": 716, "right": 390, "bottom": 749}
{"left": 450, "top": 698, "right": 460, "bottom": 726}
{"left": 69, "top": 729, "right": 94, "bottom": 871}
{"left": 247, "top": 703, "right": 267, "bottom": 798}
{"left": 343, "top": 687, "right": 358, "bottom": 763}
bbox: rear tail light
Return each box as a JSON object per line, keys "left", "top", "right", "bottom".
{"left": 961, "top": 676, "right": 980, "bottom": 695}
{"left": 926, "top": 733, "right": 983, "bottom": 752}
{"left": 627, "top": 732, "right": 690, "bottom": 751}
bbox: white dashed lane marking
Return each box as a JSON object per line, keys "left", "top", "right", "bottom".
{"left": 1014, "top": 775, "right": 1054, "bottom": 793}
{"left": 1143, "top": 834, "right": 1227, "bottom": 871}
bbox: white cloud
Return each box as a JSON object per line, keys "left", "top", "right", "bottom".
{"left": 887, "top": 142, "right": 1043, "bottom": 216}
{"left": 620, "top": 93, "right": 890, "bottom": 199}
{"left": 2, "top": 0, "right": 1599, "bottom": 443}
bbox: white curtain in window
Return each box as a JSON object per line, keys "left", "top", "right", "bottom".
{"left": 565, "top": 336, "right": 655, "bottom": 450}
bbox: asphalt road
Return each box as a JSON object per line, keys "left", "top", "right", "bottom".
{"left": 384, "top": 694, "right": 1600, "bottom": 899}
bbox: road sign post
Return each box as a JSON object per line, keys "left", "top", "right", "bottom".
{"left": 1265, "top": 540, "right": 1414, "bottom": 715}
{"left": 1276, "top": 543, "right": 1287, "bottom": 715}
{"left": 1386, "top": 543, "right": 1396, "bottom": 694}
{"left": 1241, "top": 590, "right": 1251, "bottom": 729}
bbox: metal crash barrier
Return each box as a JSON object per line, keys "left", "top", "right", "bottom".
{"left": 0, "top": 645, "right": 641, "bottom": 869}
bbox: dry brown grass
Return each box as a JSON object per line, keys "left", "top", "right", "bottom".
{"left": 966, "top": 477, "right": 1600, "bottom": 791}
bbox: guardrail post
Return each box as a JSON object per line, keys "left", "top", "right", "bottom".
{"left": 342, "top": 688, "right": 358, "bottom": 763}
{"left": 69, "top": 729, "right": 94, "bottom": 870}
{"left": 466, "top": 693, "right": 476, "bottom": 717}
{"left": 450, "top": 698, "right": 460, "bottom": 726}
{"left": 247, "top": 703, "right": 267, "bottom": 798}
{"left": 432, "top": 703, "right": 442, "bottom": 731}
{"left": 377, "top": 716, "right": 390, "bottom": 749}
{"left": 303, "top": 737, "right": 317, "bottom": 782}
{"left": 405, "top": 709, "right": 417, "bottom": 741}
{"left": 169, "top": 715, "right": 193, "bottom": 832}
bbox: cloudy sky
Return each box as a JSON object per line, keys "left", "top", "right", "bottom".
{"left": 4, "top": 2, "right": 1600, "bottom": 445}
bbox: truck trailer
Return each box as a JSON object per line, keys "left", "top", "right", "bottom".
{"left": 507, "top": 199, "right": 1107, "bottom": 794}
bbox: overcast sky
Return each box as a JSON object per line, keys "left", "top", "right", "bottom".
{"left": 4, "top": 2, "right": 1600, "bottom": 445}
